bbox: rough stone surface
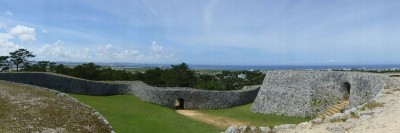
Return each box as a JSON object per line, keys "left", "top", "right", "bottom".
{"left": 259, "top": 127, "right": 271, "bottom": 132}
{"left": 252, "top": 71, "right": 387, "bottom": 117}
{"left": 311, "top": 118, "right": 323, "bottom": 124}
{"left": 123, "top": 81, "right": 260, "bottom": 109}
{"left": 360, "top": 115, "right": 372, "bottom": 120}
{"left": 325, "top": 113, "right": 346, "bottom": 122}
{"left": 224, "top": 125, "right": 249, "bottom": 133}
{"left": 0, "top": 72, "right": 259, "bottom": 109}
{"left": 297, "top": 122, "right": 313, "bottom": 129}
{"left": 273, "top": 124, "right": 296, "bottom": 131}
{"left": 326, "top": 123, "right": 352, "bottom": 133}
{"left": 350, "top": 107, "right": 358, "bottom": 113}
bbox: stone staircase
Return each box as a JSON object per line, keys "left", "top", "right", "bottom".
{"left": 318, "top": 100, "right": 349, "bottom": 119}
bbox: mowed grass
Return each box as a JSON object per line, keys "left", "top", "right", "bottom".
{"left": 198, "top": 103, "right": 311, "bottom": 127}
{"left": 69, "top": 94, "right": 223, "bottom": 133}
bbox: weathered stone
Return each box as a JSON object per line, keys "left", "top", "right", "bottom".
{"left": 358, "top": 110, "right": 374, "bottom": 116}
{"left": 360, "top": 115, "right": 372, "bottom": 120}
{"left": 372, "top": 108, "right": 383, "bottom": 114}
{"left": 249, "top": 126, "right": 262, "bottom": 133}
{"left": 259, "top": 127, "right": 271, "bottom": 132}
{"left": 345, "top": 118, "right": 360, "bottom": 126}
{"left": 350, "top": 107, "right": 358, "bottom": 113}
{"left": 311, "top": 118, "right": 323, "bottom": 124}
{"left": 224, "top": 125, "right": 239, "bottom": 133}
{"left": 224, "top": 125, "right": 252, "bottom": 133}
{"left": 326, "top": 123, "right": 352, "bottom": 133}
{"left": 252, "top": 71, "right": 387, "bottom": 117}
{"left": 344, "top": 110, "right": 351, "bottom": 115}
{"left": 273, "top": 124, "right": 296, "bottom": 131}
{"left": 325, "top": 113, "right": 347, "bottom": 122}
{"left": 297, "top": 122, "right": 313, "bottom": 129}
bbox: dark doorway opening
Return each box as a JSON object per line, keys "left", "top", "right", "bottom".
{"left": 343, "top": 82, "right": 351, "bottom": 100}
{"left": 175, "top": 98, "right": 184, "bottom": 110}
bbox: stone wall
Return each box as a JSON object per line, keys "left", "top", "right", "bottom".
{"left": 122, "top": 81, "right": 260, "bottom": 109}
{"left": 0, "top": 72, "right": 259, "bottom": 109}
{"left": 251, "top": 71, "right": 388, "bottom": 117}
{"left": 0, "top": 72, "right": 124, "bottom": 95}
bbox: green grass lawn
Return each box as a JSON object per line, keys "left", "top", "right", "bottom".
{"left": 69, "top": 94, "right": 223, "bottom": 133}
{"left": 198, "top": 103, "right": 311, "bottom": 127}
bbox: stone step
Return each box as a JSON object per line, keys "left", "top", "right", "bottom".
{"left": 329, "top": 107, "right": 341, "bottom": 112}
{"left": 318, "top": 100, "right": 349, "bottom": 119}
{"left": 326, "top": 109, "right": 337, "bottom": 115}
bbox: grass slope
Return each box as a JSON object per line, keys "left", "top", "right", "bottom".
{"left": 198, "top": 103, "right": 311, "bottom": 127}
{"left": 69, "top": 94, "right": 222, "bottom": 133}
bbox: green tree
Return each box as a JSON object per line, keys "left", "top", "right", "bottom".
{"left": 0, "top": 56, "right": 10, "bottom": 71}
{"left": 55, "top": 64, "right": 69, "bottom": 74}
{"left": 143, "top": 68, "right": 164, "bottom": 86}
{"left": 37, "top": 61, "right": 49, "bottom": 71}
{"left": 161, "top": 63, "right": 196, "bottom": 87}
{"left": 9, "top": 49, "right": 35, "bottom": 71}
{"left": 49, "top": 62, "right": 57, "bottom": 72}
{"left": 73, "top": 62, "right": 101, "bottom": 80}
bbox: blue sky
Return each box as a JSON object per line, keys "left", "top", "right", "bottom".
{"left": 1, "top": 0, "right": 400, "bottom": 65}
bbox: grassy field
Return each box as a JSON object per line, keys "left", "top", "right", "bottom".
{"left": 69, "top": 94, "right": 223, "bottom": 133}
{"left": 198, "top": 103, "right": 311, "bottom": 127}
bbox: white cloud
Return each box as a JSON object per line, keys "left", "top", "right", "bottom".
{"left": 148, "top": 41, "right": 175, "bottom": 61}
{"left": 9, "top": 25, "right": 36, "bottom": 42}
{"left": 151, "top": 41, "right": 163, "bottom": 52}
{"left": 0, "top": 33, "right": 21, "bottom": 55}
{"left": 98, "top": 44, "right": 116, "bottom": 58}
{"left": 35, "top": 40, "right": 92, "bottom": 61}
{"left": 97, "top": 44, "right": 142, "bottom": 60}
{"left": 5, "top": 11, "right": 13, "bottom": 16}
{"left": 37, "top": 40, "right": 69, "bottom": 58}
{"left": 95, "top": 42, "right": 175, "bottom": 63}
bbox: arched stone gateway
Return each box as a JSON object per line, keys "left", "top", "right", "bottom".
{"left": 175, "top": 98, "right": 184, "bottom": 110}
{"left": 251, "top": 71, "right": 387, "bottom": 117}
{"left": 343, "top": 82, "right": 351, "bottom": 100}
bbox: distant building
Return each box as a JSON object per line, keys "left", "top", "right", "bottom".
{"left": 238, "top": 73, "right": 246, "bottom": 79}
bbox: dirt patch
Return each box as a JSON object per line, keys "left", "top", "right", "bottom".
{"left": 0, "top": 80, "right": 112, "bottom": 132}
{"left": 176, "top": 110, "right": 250, "bottom": 128}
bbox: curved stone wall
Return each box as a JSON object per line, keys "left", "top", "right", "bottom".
{"left": 251, "top": 71, "right": 388, "bottom": 117}
{"left": 0, "top": 72, "right": 124, "bottom": 95}
{"left": 122, "top": 81, "right": 260, "bottom": 109}
{"left": 0, "top": 72, "right": 259, "bottom": 109}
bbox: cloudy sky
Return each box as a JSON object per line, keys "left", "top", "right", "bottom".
{"left": 1, "top": 0, "right": 399, "bottom": 65}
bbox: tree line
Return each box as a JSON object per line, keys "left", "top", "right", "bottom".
{"left": 131, "top": 63, "right": 265, "bottom": 90}
{"left": 1, "top": 49, "right": 265, "bottom": 90}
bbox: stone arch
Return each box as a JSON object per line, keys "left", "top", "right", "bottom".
{"left": 175, "top": 98, "right": 184, "bottom": 110}
{"left": 343, "top": 82, "right": 351, "bottom": 100}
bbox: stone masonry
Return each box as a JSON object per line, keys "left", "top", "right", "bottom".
{"left": 251, "top": 71, "right": 388, "bottom": 117}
